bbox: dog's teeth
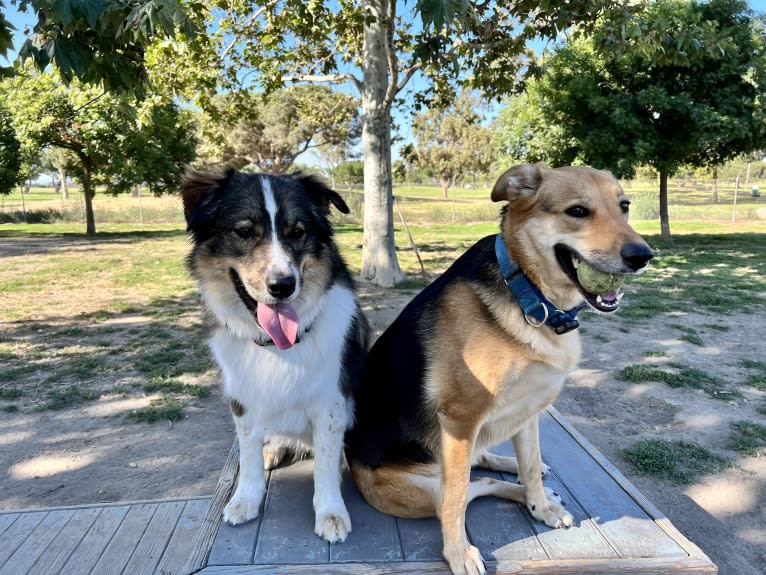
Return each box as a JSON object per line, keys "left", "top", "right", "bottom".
{"left": 596, "top": 294, "right": 603, "bottom": 304}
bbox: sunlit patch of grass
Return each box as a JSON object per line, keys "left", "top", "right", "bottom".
{"left": 39, "top": 385, "right": 99, "bottom": 411}
{"left": 127, "top": 395, "right": 185, "bottom": 423}
{"left": 729, "top": 421, "right": 766, "bottom": 457}
{"left": 144, "top": 377, "right": 210, "bottom": 399}
{"left": 0, "top": 388, "right": 23, "bottom": 400}
{"left": 739, "top": 359, "right": 766, "bottom": 391}
{"left": 619, "top": 363, "right": 740, "bottom": 400}
{"left": 644, "top": 350, "right": 668, "bottom": 357}
{"left": 624, "top": 439, "right": 731, "bottom": 484}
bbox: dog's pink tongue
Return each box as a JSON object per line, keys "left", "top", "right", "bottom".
{"left": 257, "top": 303, "right": 299, "bottom": 350}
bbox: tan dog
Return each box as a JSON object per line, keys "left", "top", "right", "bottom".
{"left": 345, "top": 164, "right": 653, "bottom": 575}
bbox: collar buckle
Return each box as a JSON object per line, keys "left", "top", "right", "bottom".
{"left": 495, "top": 234, "right": 584, "bottom": 336}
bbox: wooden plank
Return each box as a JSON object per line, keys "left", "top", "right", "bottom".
{"left": 59, "top": 505, "right": 131, "bottom": 575}
{"left": 121, "top": 500, "right": 186, "bottom": 574}
{"left": 487, "top": 442, "right": 619, "bottom": 561}
{"left": 154, "top": 498, "right": 211, "bottom": 575}
{"left": 0, "top": 510, "right": 46, "bottom": 568}
{"left": 523, "top": 473, "right": 619, "bottom": 560}
{"left": 199, "top": 562, "right": 459, "bottom": 574}
{"left": 90, "top": 503, "right": 159, "bottom": 575}
{"left": 25, "top": 507, "right": 101, "bottom": 575}
{"left": 330, "top": 470, "right": 403, "bottom": 563}
{"left": 0, "top": 509, "right": 74, "bottom": 575}
{"left": 546, "top": 407, "right": 716, "bottom": 565}
{"left": 207, "top": 514, "right": 262, "bottom": 566}
{"left": 184, "top": 442, "right": 239, "bottom": 575}
{"left": 496, "top": 556, "right": 718, "bottom": 574}
{"left": 396, "top": 516, "right": 445, "bottom": 561}
{"left": 538, "top": 411, "right": 686, "bottom": 559}
{"left": 466, "top": 470, "right": 548, "bottom": 563}
{"left": 0, "top": 513, "right": 19, "bottom": 538}
{"left": 253, "top": 459, "right": 329, "bottom": 564}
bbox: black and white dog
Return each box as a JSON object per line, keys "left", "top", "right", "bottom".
{"left": 181, "top": 170, "right": 369, "bottom": 542}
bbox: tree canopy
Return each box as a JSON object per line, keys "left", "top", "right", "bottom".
{"left": 0, "top": 104, "right": 22, "bottom": 194}
{"left": 499, "top": 0, "right": 766, "bottom": 240}
{"left": 404, "top": 91, "right": 494, "bottom": 198}
{"left": 1, "top": 71, "right": 197, "bottom": 234}
{"left": 196, "top": 85, "right": 360, "bottom": 174}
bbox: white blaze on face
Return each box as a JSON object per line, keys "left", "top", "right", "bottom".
{"left": 261, "top": 176, "right": 298, "bottom": 286}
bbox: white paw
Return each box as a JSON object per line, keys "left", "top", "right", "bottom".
{"left": 541, "top": 461, "right": 551, "bottom": 477}
{"left": 443, "top": 544, "right": 486, "bottom": 575}
{"left": 527, "top": 499, "right": 574, "bottom": 529}
{"left": 314, "top": 508, "right": 351, "bottom": 543}
{"left": 223, "top": 492, "right": 262, "bottom": 525}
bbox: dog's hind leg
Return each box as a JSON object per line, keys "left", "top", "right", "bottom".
{"left": 473, "top": 448, "right": 550, "bottom": 477}
{"left": 310, "top": 400, "right": 352, "bottom": 543}
{"left": 512, "top": 416, "right": 573, "bottom": 529}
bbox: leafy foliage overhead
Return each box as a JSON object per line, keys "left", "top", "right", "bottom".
{"left": 3, "top": 0, "right": 196, "bottom": 94}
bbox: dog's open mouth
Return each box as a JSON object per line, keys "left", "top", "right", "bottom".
{"left": 554, "top": 245, "right": 624, "bottom": 313}
{"left": 229, "top": 269, "right": 299, "bottom": 349}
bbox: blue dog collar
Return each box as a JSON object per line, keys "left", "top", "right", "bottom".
{"left": 494, "top": 234, "right": 586, "bottom": 335}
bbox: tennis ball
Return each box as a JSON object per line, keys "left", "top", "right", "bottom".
{"left": 576, "top": 263, "right": 624, "bottom": 294}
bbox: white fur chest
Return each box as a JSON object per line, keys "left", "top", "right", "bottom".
{"left": 209, "top": 284, "right": 357, "bottom": 437}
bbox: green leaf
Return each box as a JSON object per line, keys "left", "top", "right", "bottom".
{"left": 416, "top": 0, "right": 469, "bottom": 30}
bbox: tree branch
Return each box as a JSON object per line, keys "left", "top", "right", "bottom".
{"left": 395, "top": 62, "right": 422, "bottom": 95}
{"left": 383, "top": 0, "right": 399, "bottom": 109}
{"left": 219, "top": 4, "right": 271, "bottom": 63}
{"left": 285, "top": 73, "right": 363, "bottom": 93}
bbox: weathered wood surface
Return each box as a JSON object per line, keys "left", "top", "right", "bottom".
{"left": 0, "top": 497, "right": 209, "bottom": 575}
{"left": 193, "top": 407, "right": 717, "bottom": 575}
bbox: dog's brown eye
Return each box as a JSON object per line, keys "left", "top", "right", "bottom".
{"left": 565, "top": 206, "right": 590, "bottom": 218}
{"left": 620, "top": 201, "right": 630, "bottom": 214}
{"left": 288, "top": 223, "right": 306, "bottom": 240}
{"left": 234, "top": 224, "right": 255, "bottom": 239}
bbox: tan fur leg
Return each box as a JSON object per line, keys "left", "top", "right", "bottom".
{"left": 473, "top": 448, "right": 550, "bottom": 477}
{"left": 440, "top": 418, "right": 485, "bottom": 575}
{"left": 512, "top": 417, "right": 573, "bottom": 529}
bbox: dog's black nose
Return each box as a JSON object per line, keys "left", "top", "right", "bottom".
{"left": 621, "top": 243, "right": 654, "bottom": 271}
{"left": 267, "top": 275, "right": 296, "bottom": 299}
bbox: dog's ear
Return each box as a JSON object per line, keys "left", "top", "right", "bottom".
{"left": 490, "top": 163, "right": 546, "bottom": 203}
{"left": 180, "top": 169, "right": 234, "bottom": 228}
{"left": 296, "top": 174, "right": 350, "bottom": 214}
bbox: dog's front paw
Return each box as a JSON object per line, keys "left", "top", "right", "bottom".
{"left": 223, "top": 493, "right": 262, "bottom": 525}
{"left": 443, "top": 543, "right": 485, "bottom": 575}
{"left": 314, "top": 508, "right": 351, "bottom": 543}
{"left": 528, "top": 498, "right": 574, "bottom": 529}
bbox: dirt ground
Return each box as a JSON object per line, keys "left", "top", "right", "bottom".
{"left": 1, "top": 239, "right": 764, "bottom": 575}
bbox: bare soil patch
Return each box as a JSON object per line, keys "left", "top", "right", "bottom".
{"left": 0, "top": 237, "right": 763, "bottom": 575}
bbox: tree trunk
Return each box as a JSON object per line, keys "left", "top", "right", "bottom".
{"left": 360, "top": 0, "right": 403, "bottom": 287}
{"left": 81, "top": 162, "right": 96, "bottom": 236}
{"left": 711, "top": 165, "right": 718, "bottom": 203}
{"left": 59, "top": 167, "right": 69, "bottom": 199}
{"left": 659, "top": 170, "right": 671, "bottom": 241}
{"left": 440, "top": 177, "right": 450, "bottom": 199}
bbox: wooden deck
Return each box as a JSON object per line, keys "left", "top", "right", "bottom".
{"left": 0, "top": 408, "right": 717, "bottom": 575}
{"left": 186, "top": 408, "right": 717, "bottom": 575}
{"left": 0, "top": 497, "right": 209, "bottom": 575}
